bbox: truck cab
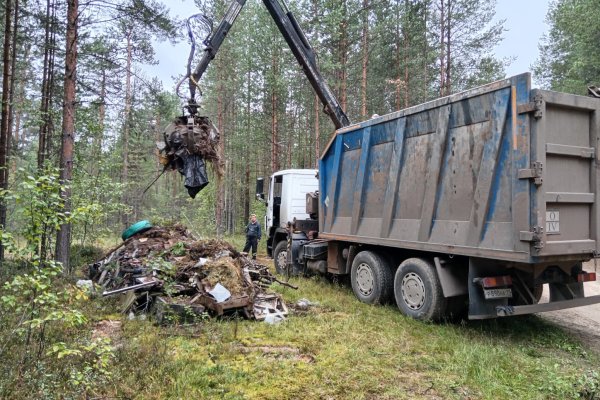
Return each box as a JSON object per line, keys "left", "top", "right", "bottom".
{"left": 259, "top": 169, "right": 318, "bottom": 261}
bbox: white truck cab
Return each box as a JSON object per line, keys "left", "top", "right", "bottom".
{"left": 257, "top": 169, "right": 318, "bottom": 260}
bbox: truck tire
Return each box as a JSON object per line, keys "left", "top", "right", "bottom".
{"left": 512, "top": 284, "right": 544, "bottom": 305}
{"left": 273, "top": 241, "right": 288, "bottom": 275}
{"left": 351, "top": 251, "right": 393, "bottom": 305}
{"left": 394, "top": 258, "right": 447, "bottom": 321}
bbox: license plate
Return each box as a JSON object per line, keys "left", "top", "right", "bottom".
{"left": 484, "top": 288, "right": 512, "bottom": 299}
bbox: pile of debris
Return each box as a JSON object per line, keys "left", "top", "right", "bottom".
{"left": 157, "top": 116, "right": 223, "bottom": 198}
{"left": 88, "top": 225, "right": 295, "bottom": 323}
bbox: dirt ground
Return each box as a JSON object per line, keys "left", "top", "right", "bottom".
{"left": 539, "top": 261, "right": 600, "bottom": 354}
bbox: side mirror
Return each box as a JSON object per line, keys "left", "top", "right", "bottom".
{"left": 255, "top": 178, "right": 265, "bottom": 202}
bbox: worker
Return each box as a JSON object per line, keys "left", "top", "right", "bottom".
{"left": 243, "top": 213, "right": 261, "bottom": 260}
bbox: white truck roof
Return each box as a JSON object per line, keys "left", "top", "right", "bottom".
{"left": 272, "top": 169, "right": 317, "bottom": 177}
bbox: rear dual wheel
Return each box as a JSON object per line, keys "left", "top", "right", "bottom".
{"left": 350, "top": 251, "right": 394, "bottom": 305}
{"left": 394, "top": 258, "right": 447, "bottom": 321}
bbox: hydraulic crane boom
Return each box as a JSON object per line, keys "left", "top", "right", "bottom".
{"left": 187, "top": 0, "right": 246, "bottom": 112}
{"left": 187, "top": 0, "right": 350, "bottom": 129}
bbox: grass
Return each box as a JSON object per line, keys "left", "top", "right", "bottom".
{"left": 3, "top": 236, "right": 595, "bottom": 399}
{"left": 95, "top": 270, "right": 598, "bottom": 400}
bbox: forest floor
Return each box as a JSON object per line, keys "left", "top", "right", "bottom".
{"left": 81, "top": 250, "right": 600, "bottom": 400}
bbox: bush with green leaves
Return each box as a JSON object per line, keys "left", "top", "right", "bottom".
{"left": 0, "top": 170, "right": 115, "bottom": 399}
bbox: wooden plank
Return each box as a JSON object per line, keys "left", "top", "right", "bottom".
{"left": 418, "top": 105, "right": 450, "bottom": 242}
{"left": 350, "top": 127, "right": 372, "bottom": 234}
{"left": 546, "top": 143, "right": 595, "bottom": 158}
{"left": 380, "top": 118, "right": 407, "bottom": 238}
{"left": 324, "top": 136, "right": 344, "bottom": 232}
{"left": 544, "top": 192, "right": 595, "bottom": 203}
{"left": 466, "top": 88, "right": 510, "bottom": 246}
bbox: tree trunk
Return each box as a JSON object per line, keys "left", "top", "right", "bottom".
{"left": 215, "top": 65, "right": 225, "bottom": 236}
{"left": 37, "top": 0, "right": 50, "bottom": 169}
{"left": 37, "top": 0, "right": 55, "bottom": 261}
{"left": 394, "top": 1, "right": 401, "bottom": 110}
{"left": 7, "top": 0, "right": 18, "bottom": 170}
{"left": 314, "top": 94, "right": 320, "bottom": 168}
{"left": 12, "top": 41, "right": 27, "bottom": 175}
{"left": 121, "top": 29, "right": 133, "bottom": 227}
{"left": 312, "top": 0, "right": 320, "bottom": 168}
{"left": 422, "top": 5, "right": 429, "bottom": 102}
{"left": 55, "top": 0, "right": 78, "bottom": 272}
{"left": 12, "top": 43, "right": 28, "bottom": 156}
{"left": 403, "top": 0, "right": 409, "bottom": 108}
{"left": 339, "top": 0, "right": 348, "bottom": 112}
{"left": 244, "top": 162, "right": 250, "bottom": 224}
{"left": 244, "top": 68, "right": 251, "bottom": 224}
{"left": 445, "top": 0, "right": 451, "bottom": 95}
{"left": 45, "top": 14, "right": 57, "bottom": 160}
{"left": 270, "top": 53, "right": 279, "bottom": 174}
{"left": 287, "top": 118, "right": 292, "bottom": 169}
{"left": 360, "top": 0, "right": 369, "bottom": 120}
{"left": 0, "top": 0, "right": 13, "bottom": 263}
{"left": 439, "top": 0, "right": 446, "bottom": 96}
{"left": 38, "top": 0, "right": 53, "bottom": 169}
{"left": 96, "top": 70, "right": 106, "bottom": 155}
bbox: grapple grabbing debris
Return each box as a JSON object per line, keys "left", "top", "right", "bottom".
{"left": 157, "top": 116, "right": 223, "bottom": 198}
{"left": 88, "top": 224, "right": 292, "bottom": 322}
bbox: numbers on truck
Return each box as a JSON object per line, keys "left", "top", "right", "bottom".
{"left": 546, "top": 210, "right": 560, "bottom": 234}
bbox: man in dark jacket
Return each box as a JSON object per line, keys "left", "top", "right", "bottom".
{"left": 243, "top": 213, "right": 261, "bottom": 260}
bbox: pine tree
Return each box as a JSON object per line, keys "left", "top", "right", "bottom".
{"left": 534, "top": 0, "right": 600, "bottom": 93}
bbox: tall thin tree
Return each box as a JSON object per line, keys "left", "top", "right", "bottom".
{"left": 0, "top": 0, "right": 14, "bottom": 262}
{"left": 55, "top": 0, "right": 79, "bottom": 272}
{"left": 360, "top": 0, "right": 369, "bottom": 120}
{"left": 38, "top": 0, "right": 56, "bottom": 169}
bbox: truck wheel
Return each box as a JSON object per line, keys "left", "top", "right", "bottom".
{"left": 532, "top": 284, "right": 543, "bottom": 303}
{"left": 512, "top": 284, "right": 544, "bottom": 305}
{"left": 394, "top": 258, "right": 447, "bottom": 321}
{"left": 273, "top": 241, "right": 288, "bottom": 275}
{"left": 351, "top": 251, "right": 393, "bottom": 305}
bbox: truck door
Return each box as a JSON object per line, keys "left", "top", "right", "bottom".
{"left": 267, "top": 175, "right": 283, "bottom": 231}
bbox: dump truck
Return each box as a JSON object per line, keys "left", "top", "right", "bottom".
{"left": 261, "top": 72, "right": 600, "bottom": 320}
{"left": 179, "top": 0, "right": 600, "bottom": 320}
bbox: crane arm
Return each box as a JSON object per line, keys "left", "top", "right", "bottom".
{"left": 187, "top": 0, "right": 247, "bottom": 114}
{"left": 186, "top": 0, "right": 350, "bottom": 129}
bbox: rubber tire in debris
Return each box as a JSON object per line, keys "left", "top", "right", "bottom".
{"left": 273, "top": 241, "right": 288, "bottom": 275}
{"left": 351, "top": 251, "right": 393, "bottom": 305}
{"left": 121, "top": 220, "right": 153, "bottom": 241}
{"left": 394, "top": 258, "right": 447, "bottom": 321}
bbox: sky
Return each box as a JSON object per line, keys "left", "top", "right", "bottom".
{"left": 145, "top": 0, "right": 551, "bottom": 92}
{"left": 493, "top": 0, "right": 550, "bottom": 85}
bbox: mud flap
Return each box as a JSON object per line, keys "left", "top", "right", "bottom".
{"left": 289, "top": 232, "right": 308, "bottom": 275}
{"left": 468, "top": 258, "right": 509, "bottom": 319}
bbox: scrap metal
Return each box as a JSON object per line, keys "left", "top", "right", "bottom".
{"left": 88, "top": 224, "right": 293, "bottom": 322}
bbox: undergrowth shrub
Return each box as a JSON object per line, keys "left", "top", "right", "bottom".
{"left": 0, "top": 170, "right": 114, "bottom": 399}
